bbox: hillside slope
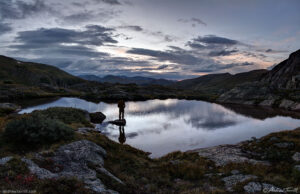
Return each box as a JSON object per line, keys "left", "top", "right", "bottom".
{"left": 262, "top": 49, "right": 300, "bottom": 90}
{"left": 0, "top": 55, "right": 84, "bottom": 87}
{"left": 173, "top": 70, "right": 268, "bottom": 95}
{"left": 218, "top": 49, "right": 300, "bottom": 111}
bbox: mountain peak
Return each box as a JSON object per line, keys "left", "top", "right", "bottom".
{"left": 262, "top": 49, "right": 300, "bottom": 89}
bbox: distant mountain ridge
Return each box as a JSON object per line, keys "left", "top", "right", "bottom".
{"left": 79, "top": 74, "right": 175, "bottom": 86}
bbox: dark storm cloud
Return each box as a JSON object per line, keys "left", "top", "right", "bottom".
{"left": 118, "top": 25, "right": 143, "bottom": 31}
{"left": 0, "top": 22, "right": 12, "bottom": 34}
{"left": 194, "top": 35, "right": 239, "bottom": 45}
{"left": 187, "top": 35, "right": 239, "bottom": 50}
{"left": 127, "top": 48, "right": 205, "bottom": 66}
{"left": 0, "top": 0, "right": 52, "bottom": 20}
{"left": 12, "top": 44, "right": 109, "bottom": 58}
{"left": 93, "top": 0, "right": 121, "bottom": 5}
{"left": 10, "top": 25, "right": 117, "bottom": 60}
{"left": 13, "top": 25, "right": 117, "bottom": 48}
{"left": 263, "top": 49, "right": 287, "bottom": 54}
{"left": 208, "top": 49, "right": 238, "bottom": 56}
{"left": 157, "top": 65, "right": 168, "bottom": 70}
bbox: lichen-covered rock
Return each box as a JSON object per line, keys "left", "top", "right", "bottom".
{"left": 192, "top": 144, "right": 269, "bottom": 166}
{"left": 21, "top": 158, "right": 57, "bottom": 179}
{"left": 292, "top": 152, "right": 300, "bottom": 162}
{"left": 294, "top": 165, "right": 300, "bottom": 172}
{"left": 243, "top": 182, "right": 283, "bottom": 193}
{"left": 273, "top": 142, "right": 294, "bottom": 149}
{"left": 279, "top": 99, "right": 297, "bottom": 109}
{"left": 222, "top": 174, "right": 257, "bottom": 191}
{"left": 24, "top": 140, "right": 120, "bottom": 193}
{"left": 243, "top": 182, "right": 262, "bottom": 193}
{"left": 262, "top": 183, "right": 284, "bottom": 193}
{"left": 0, "top": 156, "right": 13, "bottom": 165}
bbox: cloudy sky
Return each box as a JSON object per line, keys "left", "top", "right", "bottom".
{"left": 1, "top": 0, "right": 299, "bottom": 80}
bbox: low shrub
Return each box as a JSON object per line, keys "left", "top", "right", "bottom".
{"left": 31, "top": 107, "right": 91, "bottom": 127}
{"left": 3, "top": 114, "right": 74, "bottom": 147}
{"left": 0, "top": 108, "right": 16, "bottom": 117}
{"left": 37, "top": 178, "right": 93, "bottom": 194}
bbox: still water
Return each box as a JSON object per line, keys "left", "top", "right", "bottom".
{"left": 20, "top": 97, "right": 300, "bottom": 157}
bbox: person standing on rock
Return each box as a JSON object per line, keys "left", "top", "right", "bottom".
{"left": 118, "top": 100, "right": 125, "bottom": 120}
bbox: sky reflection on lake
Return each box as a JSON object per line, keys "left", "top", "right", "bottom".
{"left": 20, "top": 97, "right": 300, "bottom": 157}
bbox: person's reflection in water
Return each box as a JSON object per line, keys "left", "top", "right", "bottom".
{"left": 118, "top": 125, "right": 126, "bottom": 144}
{"left": 118, "top": 100, "right": 125, "bottom": 120}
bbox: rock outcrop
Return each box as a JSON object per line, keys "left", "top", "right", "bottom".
{"left": 5, "top": 140, "right": 122, "bottom": 193}
{"left": 222, "top": 174, "right": 257, "bottom": 191}
{"left": 108, "top": 119, "right": 126, "bottom": 126}
{"left": 218, "top": 50, "right": 300, "bottom": 110}
{"left": 191, "top": 144, "right": 269, "bottom": 166}
{"left": 90, "top": 112, "right": 106, "bottom": 123}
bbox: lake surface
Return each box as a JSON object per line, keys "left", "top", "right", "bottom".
{"left": 20, "top": 97, "right": 300, "bottom": 157}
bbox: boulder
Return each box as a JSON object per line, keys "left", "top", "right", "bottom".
{"left": 23, "top": 140, "right": 120, "bottom": 193}
{"left": 243, "top": 182, "right": 283, "bottom": 193}
{"left": 292, "top": 152, "right": 300, "bottom": 162}
{"left": 294, "top": 165, "right": 300, "bottom": 172}
{"left": 261, "top": 183, "right": 284, "bottom": 193}
{"left": 21, "top": 158, "right": 56, "bottom": 179}
{"left": 0, "top": 103, "right": 21, "bottom": 114}
{"left": 273, "top": 142, "right": 294, "bottom": 149}
{"left": 109, "top": 119, "right": 126, "bottom": 126}
{"left": 279, "top": 99, "right": 296, "bottom": 109}
{"left": 192, "top": 144, "right": 269, "bottom": 166}
{"left": 243, "top": 182, "right": 262, "bottom": 193}
{"left": 0, "top": 103, "right": 20, "bottom": 110}
{"left": 222, "top": 174, "right": 257, "bottom": 191}
{"left": 0, "top": 156, "right": 13, "bottom": 165}
{"left": 89, "top": 112, "right": 106, "bottom": 123}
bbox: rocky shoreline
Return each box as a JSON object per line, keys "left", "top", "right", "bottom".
{"left": 1, "top": 124, "right": 300, "bottom": 193}
{"left": 0, "top": 105, "right": 300, "bottom": 193}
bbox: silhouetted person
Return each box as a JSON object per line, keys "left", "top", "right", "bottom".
{"left": 118, "top": 125, "right": 126, "bottom": 144}
{"left": 118, "top": 100, "right": 125, "bottom": 120}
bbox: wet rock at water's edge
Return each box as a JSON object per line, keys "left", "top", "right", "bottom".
{"left": 109, "top": 119, "right": 126, "bottom": 126}
{"left": 89, "top": 112, "right": 106, "bottom": 123}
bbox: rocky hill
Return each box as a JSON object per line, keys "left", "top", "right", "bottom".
{"left": 0, "top": 55, "right": 85, "bottom": 87}
{"left": 218, "top": 49, "right": 300, "bottom": 111}
{"left": 262, "top": 50, "right": 300, "bottom": 90}
{"left": 173, "top": 70, "right": 268, "bottom": 95}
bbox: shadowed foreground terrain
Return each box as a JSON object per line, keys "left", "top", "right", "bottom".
{"left": 0, "top": 107, "right": 299, "bottom": 193}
